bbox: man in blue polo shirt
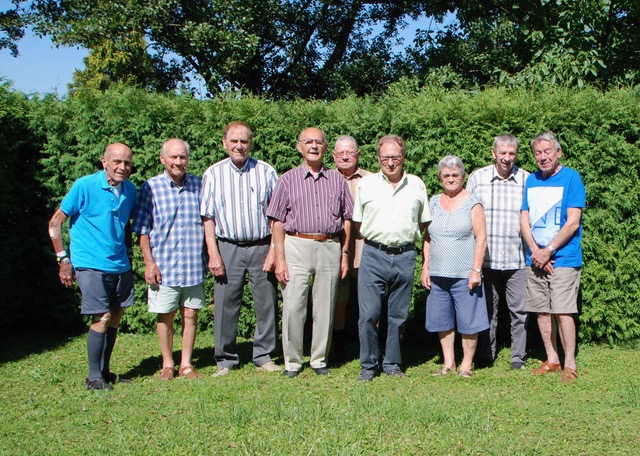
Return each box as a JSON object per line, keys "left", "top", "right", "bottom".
{"left": 49, "top": 143, "right": 136, "bottom": 390}
{"left": 521, "top": 132, "right": 586, "bottom": 383}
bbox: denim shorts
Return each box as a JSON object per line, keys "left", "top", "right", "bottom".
{"left": 425, "top": 276, "right": 489, "bottom": 334}
{"left": 76, "top": 268, "right": 134, "bottom": 315}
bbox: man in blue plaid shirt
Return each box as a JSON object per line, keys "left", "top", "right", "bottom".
{"left": 132, "top": 138, "right": 207, "bottom": 380}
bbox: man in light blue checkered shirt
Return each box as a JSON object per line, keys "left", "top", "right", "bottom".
{"left": 132, "top": 138, "right": 207, "bottom": 380}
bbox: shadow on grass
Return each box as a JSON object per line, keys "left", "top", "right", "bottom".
{"left": 0, "top": 330, "right": 85, "bottom": 366}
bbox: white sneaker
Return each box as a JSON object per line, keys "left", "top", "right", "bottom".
{"left": 211, "top": 367, "right": 230, "bottom": 378}
{"left": 256, "top": 361, "right": 282, "bottom": 372}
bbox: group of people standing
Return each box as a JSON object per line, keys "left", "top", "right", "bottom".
{"left": 49, "top": 124, "right": 585, "bottom": 390}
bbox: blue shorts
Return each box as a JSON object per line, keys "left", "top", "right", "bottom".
{"left": 425, "top": 276, "right": 489, "bottom": 334}
{"left": 76, "top": 268, "right": 135, "bottom": 315}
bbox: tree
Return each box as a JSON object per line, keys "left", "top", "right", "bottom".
{"left": 9, "top": 0, "right": 441, "bottom": 98}
{"left": 406, "top": 0, "right": 640, "bottom": 89}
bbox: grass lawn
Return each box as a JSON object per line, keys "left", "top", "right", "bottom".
{"left": 1, "top": 331, "right": 638, "bottom": 455}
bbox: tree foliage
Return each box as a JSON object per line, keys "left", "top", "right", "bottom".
{"left": 409, "top": 0, "right": 640, "bottom": 89}
{"left": 3, "top": 1, "right": 639, "bottom": 97}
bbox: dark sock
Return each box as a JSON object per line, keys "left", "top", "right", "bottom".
{"left": 87, "top": 329, "right": 106, "bottom": 381}
{"left": 101, "top": 326, "right": 118, "bottom": 376}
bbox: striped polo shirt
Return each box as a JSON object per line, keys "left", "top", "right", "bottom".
{"left": 266, "top": 163, "right": 353, "bottom": 234}
{"left": 200, "top": 156, "right": 278, "bottom": 241}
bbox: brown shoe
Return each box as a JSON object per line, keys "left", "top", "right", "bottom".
{"left": 560, "top": 367, "right": 578, "bottom": 383}
{"left": 158, "top": 367, "right": 175, "bottom": 380}
{"left": 178, "top": 365, "right": 201, "bottom": 379}
{"left": 531, "top": 360, "right": 562, "bottom": 376}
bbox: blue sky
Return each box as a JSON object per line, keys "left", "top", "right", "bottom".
{"left": 0, "top": 27, "right": 88, "bottom": 96}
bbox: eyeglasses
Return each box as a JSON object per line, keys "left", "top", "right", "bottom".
{"left": 333, "top": 151, "right": 357, "bottom": 157}
{"left": 440, "top": 173, "right": 462, "bottom": 180}
{"left": 379, "top": 155, "right": 403, "bottom": 163}
{"left": 299, "top": 139, "right": 326, "bottom": 147}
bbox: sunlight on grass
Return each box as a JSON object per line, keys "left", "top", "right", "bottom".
{"left": 1, "top": 334, "right": 639, "bottom": 454}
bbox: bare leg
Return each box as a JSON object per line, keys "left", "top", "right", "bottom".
{"left": 537, "top": 313, "right": 560, "bottom": 364}
{"left": 157, "top": 311, "right": 177, "bottom": 368}
{"left": 460, "top": 333, "right": 478, "bottom": 372}
{"left": 438, "top": 330, "right": 456, "bottom": 370}
{"left": 556, "top": 314, "right": 577, "bottom": 370}
{"left": 180, "top": 307, "right": 198, "bottom": 368}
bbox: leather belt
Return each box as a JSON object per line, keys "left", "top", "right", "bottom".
{"left": 286, "top": 231, "right": 338, "bottom": 242}
{"left": 218, "top": 236, "right": 270, "bottom": 247}
{"left": 364, "top": 239, "right": 414, "bottom": 255}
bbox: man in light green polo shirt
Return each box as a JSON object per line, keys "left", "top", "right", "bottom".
{"left": 353, "top": 134, "right": 431, "bottom": 380}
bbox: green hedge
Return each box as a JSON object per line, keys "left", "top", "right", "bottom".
{"left": 7, "top": 84, "right": 640, "bottom": 343}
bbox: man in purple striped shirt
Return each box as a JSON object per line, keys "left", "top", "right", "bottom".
{"left": 201, "top": 122, "right": 281, "bottom": 377}
{"left": 266, "top": 127, "right": 354, "bottom": 378}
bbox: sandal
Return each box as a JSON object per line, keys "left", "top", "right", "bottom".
{"left": 178, "top": 365, "right": 201, "bottom": 379}
{"left": 560, "top": 367, "right": 578, "bottom": 383}
{"left": 432, "top": 367, "right": 454, "bottom": 377}
{"left": 458, "top": 370, "right": 473, "bottom": 378}
{"left": 531, "top": 360, "right": 562, "bottom": 376}
{"left": 158, "top": 367, "right": 175, "bottom": 380}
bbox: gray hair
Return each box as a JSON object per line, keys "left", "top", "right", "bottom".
{"left": 161, "top": 138, "right": 191, "bottom": 156}
{"left": 376, "top": 134, "right": 406, "bottom": 156}
{"left": 493, "top": 134, "right": 519, "bottom": 150}
{"left": 437, "top": 155, "right": 465, "bottom": 175}
{"left": 531, "top": 131, "right": 561, "bottom": 152}
{"left": 334, "top": 135, "right": 358, "bottom": 150}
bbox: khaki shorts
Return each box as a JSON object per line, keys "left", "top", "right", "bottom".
{"left": 148, "top": 284, "right": 205, "bottom": 314}
{"left": 524, "top": 267, "right": 581, "bottom": 314}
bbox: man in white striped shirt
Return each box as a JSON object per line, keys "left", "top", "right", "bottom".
{"left": 201, "top": 121, "right": 281, "bottom": 377}
{"left": 466, "top": 134, "right": 530, "bottom": 370}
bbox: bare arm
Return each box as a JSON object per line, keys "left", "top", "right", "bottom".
{"left": 272, "top": 220, "right": 288, "bottom": 284}
{"left": 203, "top": 217, "right": 226, "bottom": 277}
{"left": 420, "top": 223, "right": 431, "bottom": 290}
{"left": 339, "top": 219, "right": 352, "bottom": 280}
{"left": 520, "top": 210, "right": 554, "bottom": 274}
{"left": 139, "top": 234, "right": 162, "bottom": 288}
{"left": 262, "top": 219, "right": 276, "bottom": 272}
{"left": 469, "top": 204, "right": 486, "bottom": 290}
{"left": 49, "top": 209, "right": 75, "bottom": 287}
{"left": 529, "top": 207, "right": 583, "bottom": 272}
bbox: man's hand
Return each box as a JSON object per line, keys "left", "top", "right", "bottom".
{"left": 59, "top": 261, "right": 75, "bottom": 287}
{"left": 275, "top": 257, "right": 289, "bottom": 285}
{"left": 339, "top": 252, "right": 349, "bottom": 280}
{"left": 208, "top": 251, "right": 226, "bottom": 277}
{"left": 263, "top": 246, "right": 275, "bottom": 272}
{"left": 144, "top": 262, "right": 163, "bottom": 289}
{"left": 531, "top": 247, "right": 555, "bottom": 274}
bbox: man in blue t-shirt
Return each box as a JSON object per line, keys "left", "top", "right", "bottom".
{"left": 49, "top": 143, "right": 136, "bottom": 390}
{"left": 520, "top": 132, "right": 586, "bottom": 383}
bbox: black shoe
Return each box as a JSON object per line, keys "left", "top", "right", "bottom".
{"left": 282, "top": 370, "right": 300, "bottom": 378}
{"left": 384, "top": 368, "right": 406, "bottom": 378}
{"left": 85, "top": 377, "right": 114, "bottom": 390}
{"left": 103, "top": 372, "right": 132, "bottom": 384}
{"left": 313, "top": 367, "right": 330, "bottom": 376}
{"left": 511, "top": 362, "right": 526, "bottom": 370}
{"left": 358, "top": 370, "right": 376, "bottom": 381}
